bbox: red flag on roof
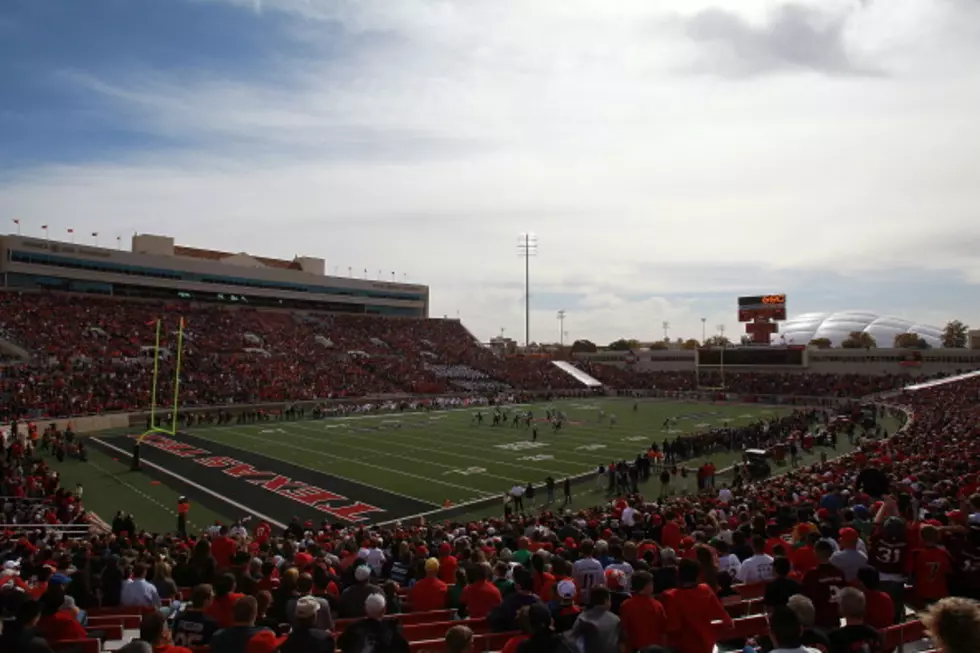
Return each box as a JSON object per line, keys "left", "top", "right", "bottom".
{"left": 41, "top": 225, "right": 48, "bottom": 230}
{"left": 67, "top": 228, "right": 74, "bottom": 233}
{"left": 12, "top": 219, "right": 19, "bottom": 225}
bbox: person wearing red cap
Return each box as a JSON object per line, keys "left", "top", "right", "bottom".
{"left": 910, "top": 524, "right": 953, "bottom": 605}
{"left": 438, "top": 542, "right": 459, "bottom": 584}
{"left": 830, "top": 527, "right": 868, "bottom": 581}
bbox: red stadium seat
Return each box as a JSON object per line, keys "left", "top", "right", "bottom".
{"left": 714, "top": 614, "right": 769, "bottom": 641}
{"left": 881, "top": 620, "right": 928, "bottom": 651}
{"left": 88, "top": 623, "right": 124, "bottom": 641}
{"left": 88, "top": 614, "right": 141, "bottom": 629}
{"left": 401, "top": 618, "right": 489, "bottom": 642}
{"left": 52, "top": 639, "right": 100, "bottom": 653}
{"left": 408, "top": 630, "right": 521, "bottom": 653}
{"left": 334, "top": 608, "right": 456, "bottom": 633}
{"left": 733, "top": 582, "right": 767, "bottom": 600}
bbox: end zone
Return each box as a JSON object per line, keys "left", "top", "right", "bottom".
{"left": 90, "top": 432, "right": 436, "bottom": 526}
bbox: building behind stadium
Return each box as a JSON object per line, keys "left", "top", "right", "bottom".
{"left": 0, "top": 233, "right": 428, "bottom": 317}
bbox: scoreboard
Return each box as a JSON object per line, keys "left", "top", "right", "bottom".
{"left": 738, "top": 294, "right": 786, "bottom": 322}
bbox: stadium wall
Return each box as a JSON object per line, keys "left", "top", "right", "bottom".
{"left": 574, "top": 348, "right": 980, "bottom": 376}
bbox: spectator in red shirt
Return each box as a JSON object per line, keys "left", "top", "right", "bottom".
{"left": 910, "top": 524, "right": 954, "bottom": 605}
{"left": 661, "top": 516, "right": 682, "bottom": 551}
{"left": 141, "top": 609, "right": 193, "bottom": 653}
{"left": 211, "top": 526, "right": 237, "bottom": 570}
{"left": 459, "top": 564, "right": 502, "bottom": 619}
{"left": 37, "top": 588, "right": 88, "bottom": 644}
{"left": 438, "top": 543, "right": 459, "bottom": 585}
{"left": 619, "top": 571, "right": 667, "bottom": 651}
{"left": 856, "top": 566, "right": 895, "bottom": 629}
{"left": 663, "top": 559, "right": 731, "bottom": 653}
{"left": 206, "top": 573, "right": 246, "bottom": 628}
{"left": 410, "top": 558, "right": 449, "bottom": 613}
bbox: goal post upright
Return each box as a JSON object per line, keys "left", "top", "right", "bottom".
{"left": 133, "top": 316, "right": 187, "bottom": 470}
{"left": 148, "top": 319, "right": 162, "bottom": 432}
{"left": 167, "top": 317, "right": 186, "bottom": 437}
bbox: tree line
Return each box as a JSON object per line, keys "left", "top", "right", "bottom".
{"left": 570, "top": 320, "right": 971, "bottom": 352}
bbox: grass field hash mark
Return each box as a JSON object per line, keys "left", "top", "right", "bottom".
{"left": 86, "top": 458, "right": 203, "bottom": 532}
{"left": 288, "top": 421, "right": 576, "bottom": 477}
{"left": 189, "top": 428, "right": 496, "bottom": 501}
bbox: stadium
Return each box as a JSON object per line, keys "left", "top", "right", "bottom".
{"left": 1, "top": 231, "right": 977, "bottom": 653}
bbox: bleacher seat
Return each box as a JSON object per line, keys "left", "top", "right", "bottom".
{"left": 52, "top": 639, "right": 100, "bottom": 653}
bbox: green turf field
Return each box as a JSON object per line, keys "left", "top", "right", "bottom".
{"left": 180, "top": 398, "right": 788, "bottom": 504}
{"left": 43, "top": 398, "right": 891, "bottom": 530}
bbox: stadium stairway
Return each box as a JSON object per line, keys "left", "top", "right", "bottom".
{"left": 551, "top": 360, "right": 603, "bottom": 387}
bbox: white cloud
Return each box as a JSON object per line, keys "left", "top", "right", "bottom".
{"left": 2, "top": 0, "right": 980, "bottom": 343}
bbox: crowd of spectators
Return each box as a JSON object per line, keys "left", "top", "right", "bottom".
{"left": 0, "top": 293, "right": 585, "bottom": 419}
{"left": 2, "top": 363, "right": 980, "bottom": 652}
{"left": 579, "top": 362, "right": 920, "bottom": 399}
{"left": 0, "top": 292, "right": 930, "bottom": 422}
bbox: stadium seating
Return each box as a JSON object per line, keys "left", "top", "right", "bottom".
{"left": 0, "top": 292, "right": 928, "bottom": 420}
{"left": 8, "top": 291, "right": 980, "bottom": 653}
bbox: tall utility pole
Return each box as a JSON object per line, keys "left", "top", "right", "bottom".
{"left": 701, "top": 317, "right": 707, "bottom": 343}
{"left": 557, "top": 310, "right": 566, "bottom": 346}
{"left": 662, "top": 321, "right": 670, "bottom": 341}
{"left": 717, "top": 324, "right": 726, "bottom": 340}
{"left": 517, "top": 233, "right": 537, "bottom": 347}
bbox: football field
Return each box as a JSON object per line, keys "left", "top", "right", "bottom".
{"left": 48, "top": 397, "right": 880, "bottom": 532}
{"left": 64, "top": 398, "right": 806, "bottom": 530}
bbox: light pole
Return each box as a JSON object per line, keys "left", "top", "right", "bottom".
{"left": 717, "top": 324, "right": 726, "bottom": 341}
{"left": 662, "top": 321, "right": 670, "bottom": 342}
{"left": 701, "top": 317, "right": 706, "bottom": 343}
{"left": 517, "top": 233, "right": 537, "bottom": 348}
{"left": 557, "top": 310, "right": 566, "bottom": 346}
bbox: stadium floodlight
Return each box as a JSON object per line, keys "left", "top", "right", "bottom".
{"left": 557, "top": 310, "right": 566, "bottom": 346}
{"left": 701, "top": 317, "right": 706, "bottom": 343}
{"left": 662, "top": 321, "right": 670, "bottom": 341}
{"left": 518, "top": 233, "right": 537, "bottom": 347}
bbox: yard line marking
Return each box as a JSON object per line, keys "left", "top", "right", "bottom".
{"left": 216, "top": 424, "right": 527, "bottom": 484}
{"left": 287, "top": 421, "right": 580, "bottom": 477}
{"left": 188, "top": 429, "right": 497, "bottom": 499}
{"left": 372, "top": 420, "right": 648, "bottom": 460}
{"left": 86, "top": 457, "right": 205, "bottom": 532}
{"left": 91, "top": 438, "right": 287, "bottom": 529}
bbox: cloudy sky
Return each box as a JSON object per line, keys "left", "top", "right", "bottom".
{"left": 1, "top": 0, "right": 979, "bottom": 345}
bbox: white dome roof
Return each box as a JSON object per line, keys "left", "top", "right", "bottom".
{"left": 772, "top": 311, "right": 943, "bottom": 348}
